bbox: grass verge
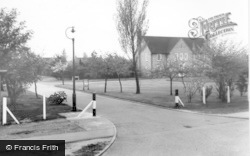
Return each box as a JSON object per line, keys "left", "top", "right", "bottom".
{"left": 73, "top": 141, "right": 109, "bottom": 156}
{"left": 0, "top": 90, "right": 84, "bottom": 139}
{"left": 56, "top": 78, "right": 248, "bottom": 115}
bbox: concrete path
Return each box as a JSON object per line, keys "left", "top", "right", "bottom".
{"left": 18, "top": 115, "right": 115, "bottom": 143}
{"left": 28, "top": 82, "right": 249, "bottom": 156}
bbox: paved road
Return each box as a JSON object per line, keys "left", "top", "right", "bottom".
{"left": 29, "top": 82, "right": 249, "bottom": 156}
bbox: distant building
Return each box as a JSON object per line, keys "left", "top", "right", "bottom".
{"left": 137, "top": 36, "right": 204, "bottom": 77}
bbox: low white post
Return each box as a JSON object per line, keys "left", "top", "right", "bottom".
{"left": 227, "top": 86, "right": 230, "bottom": 103}
{"left": 203, "top": 87, "right": 206, "bottom": 104}
{"left": 2, "top": 97, "right": 19, "bottom": 125}
{"left": 43, "top": 95, "right": 46, "bottom": 120}
{"left": 2, "top": 97, "right": 7, "bottom": 125}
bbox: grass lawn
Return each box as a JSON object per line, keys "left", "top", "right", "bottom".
{"left": 0, "top": 90, "right": 84, "bottom": 139}
{"left": 56, "top": 78, "right": 248, "bottom": 114}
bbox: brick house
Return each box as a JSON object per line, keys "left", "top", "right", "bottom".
{"left": 137, "top": 36, "right": 204, "bottom": 77}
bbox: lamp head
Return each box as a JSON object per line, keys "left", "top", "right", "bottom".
{"left": 71, "top": 27, "right": 75, "bottom": 33}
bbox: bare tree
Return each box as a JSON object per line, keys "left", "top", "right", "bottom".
{"left": 153, "top": 56, "right": 186, "bottom": 95}
{"left": 116, "top": 0, "right": 149, "bottom": 94}
{"left": 51, "top": 61, "right": 67, "bottom": 85}
{"left": 197, "top": 40, "right": 248, "bottom": 102}
{"left": 183, "top": 77, "right": 206, "bottom": 103}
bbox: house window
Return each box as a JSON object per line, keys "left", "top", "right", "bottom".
{"left": 175, "top": 53, "right": 179, "bottom": 60}
{"left": 157, "top": 54, "right": 161, "bottom": 61}
{"left": 184, "top": 53, "right": 188, "bottom": 61}
{"left": 179, "top": 53, "right": 183, "bottom": 61}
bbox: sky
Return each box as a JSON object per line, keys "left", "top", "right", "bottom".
{"left": 0, "top": 0, "right": 248, "bottom": 60}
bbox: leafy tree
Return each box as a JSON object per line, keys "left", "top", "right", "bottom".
{"left": 0, "top": 8, "right": 32, "bottom": 67}
{"left": 101, "top": 53, "right": 131, "bottom": 93}
{"left": 0, "top": 8, "right": 33, "bottom": 105}
{"left": 5, "top": 50, "right": 36, "bottom": 105}
{"left": 79, "top": 51, "right": 104, "bottom": 90}
{"left": 51, "top": 50, "right": 68, "bottom": 84}
{"left": 109, "top": 53, "right": 131, "bottom": 92}
{"left": 77, "top": 56, "right": 89, "bottom": 90}
{"left": 29, "top": 53, "right": 46, "bottom": 98}
{"left": 85, "top": 51, "right": 103, "bottom": 79}
{"left": 102, "top": 56, "right": 113, "bottom": 93}
{"left": 116, "top": 0, "right": 149, "bottom": 94}
{"left": 51, "top": 61, "right": 68, "bottom": 85}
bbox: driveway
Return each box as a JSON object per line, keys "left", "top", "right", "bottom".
{"left": 28, "top": 82, "right": 249, "bottom": 156}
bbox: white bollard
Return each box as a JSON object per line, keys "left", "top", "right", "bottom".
{"left": 227, "top": 86, "right": 230, "bottom": 103}
{"left": 203, "top": 87, "right": 206, "bottom": 104}
{"left": 174, "top": 89, "right": 184, "bottom": 108}
{"left": 92, "top": 93, "right": 96, "bottom": 117}
{"left": 2, "top": 97, "right": 7, "bottom": 125}
{"left": 43, "top": 95, "right": 46, "bottom": 120}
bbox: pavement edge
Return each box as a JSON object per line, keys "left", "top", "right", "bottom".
{"left": 96, "top": 117, "right": 117, "bottom": 156}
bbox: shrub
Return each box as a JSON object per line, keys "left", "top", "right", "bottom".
{"left": 47, "top": 91, "right": 67, "bottom": 105}
{"left": 184, "top": 78, "right": 205, "bottom": 103}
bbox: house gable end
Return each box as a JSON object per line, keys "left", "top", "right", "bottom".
{"left": 167, "top": 39, "right": 194, "bottom": 63}
{"left": 138, "top": 38, "right": 152, "bottom": 76}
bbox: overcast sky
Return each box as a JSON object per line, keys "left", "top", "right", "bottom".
{"left": 0, "top": 0, "right": 248, "bottom": 59}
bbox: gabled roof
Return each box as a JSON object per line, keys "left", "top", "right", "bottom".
{"left": 142, "top": 36, "right": 204, "bottom": 54}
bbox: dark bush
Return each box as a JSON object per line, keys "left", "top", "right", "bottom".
{"left": 236, "top": 73, "right": 248, "bottom": 96}
{"left": 47, "top": 91, "right": 67, "bottom": 105}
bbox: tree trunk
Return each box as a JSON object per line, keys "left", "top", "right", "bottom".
{"left": 82, "top": 79, "right": 85, "bottom": 91}
{"left": 87, "top": 79, "right": 90, "bottom": 90}
{"left": 133, "top": 56, "right": 140, "bottom": 94}
{"left": 170, "top": 78, "right": 173, "bottom": 95}
{"left": 217, "top": 81, "right": 227, "bottom": 102}
{"left": 135, "top": 70, "right": 140, "bottom": 94}
{"left": 181, "top": 76, "right": 186, "bottom": 92}
{"left": 131, "top": 34, "right": 140, "bottom": 94}
{"left": 6, "top": 81, "right": 10, "bottom": 98}
{"left": 34, "top": 81, "right": 39, "bottom": 98}
{"left": 104, "top": 77, "right": 108, "bottom": 93}
{"left": 118, "top": 73, "right": 123, "bottom": 93}
{"left": 6, "top": 82, "right": 17, "bottom": 106}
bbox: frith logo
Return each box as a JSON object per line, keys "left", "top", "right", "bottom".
{"left": 188, "top": 12, "right": 237, "bottom": 40}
